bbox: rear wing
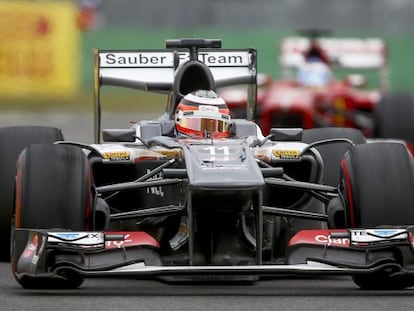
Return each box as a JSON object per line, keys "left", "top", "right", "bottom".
{"left": 279, "top": 36, "right": 388, "bottom": 89}
{"left": 93, "top": 43, "right": 257, "bottom": 143}
{"left": 96, "top": 49, "right": 256, "bottom": 90}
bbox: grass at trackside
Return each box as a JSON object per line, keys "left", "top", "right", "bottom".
{"left": 0, "top": 90, "right": 167, "bottom": 113}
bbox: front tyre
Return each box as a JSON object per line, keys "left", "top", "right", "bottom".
{"left": 340, "top": 142, "right": 414, "bottom": 228}
{"left": 0, "top": 126, "right": 64, "bottom": 262}
{"left": 13, "top": 143, "right": 92, "bottom": 289}
{"left": 340, "top": 142, "right": 414, "bottom": 289}
{"left": 352, "top": 272, "right": 414, "bottom": 291}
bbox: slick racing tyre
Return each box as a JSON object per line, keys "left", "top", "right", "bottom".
{"left": 0, "top": 126, "right": 64, "bottom": 262}
{"left": 375, "top": 92, "right": 414, "bottom": 143}
{"left": 302, "top": 127, "right": 366, "bottom": 186}
{"left": 13, "top": 143, "right": 91, "bottom": 289}
{"left": 340, "top": 142, "right": 414, "bottom": 289}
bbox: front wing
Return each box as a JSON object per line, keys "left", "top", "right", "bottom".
{"left": 12, "top": 228, "right": 414, "bottom": 282}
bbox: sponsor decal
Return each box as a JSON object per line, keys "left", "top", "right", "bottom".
{"left": 48, "top": 232, "right": 105, "bottom": 247}
{"left": 49, "top": 232, "right": 86, "bottom": 240}
{"left": 199, "top": 105, "right": 219, "bottom": 112}
{"left": 288, "top": 230, "right": 349, "bottom": 248}
{"left": 103, "top": 151, "right": 130, "bottom": 161}
{"left": 370, "top": 229, "right": 405, "bottom": 237}
{"left": 314, "top": 234, "right": 349, "bottom": 246}
{"left": 272, "top": 149, "right": 301, "bottom": 159}
{"left": 101, "top": 52, "right": 173, "bottom": 67}
{"left": 100, "top": 51, "right": 250, "bottom": 68}
{"left": 292, "top": 229, "right": 408, "bottom": 248}
{"left": 176, "top": 51, "right": 249, "bottom": 67}
{"left": 105, "top": 231, "right": 160, "bottom": 249}
{"left": 196, "top": 52, "right": 247, "bottom": 66}
{"left": 47, "top": 231, "right": 160, "bottom": 248}
{"left": 146, "top": 169, "right": 164, "bottom": 197}
{"left": 350, "top": 229, "right": 407, "bottom": 245}
{"left": 155, "top": 149, "right": 183, "bottom": 158}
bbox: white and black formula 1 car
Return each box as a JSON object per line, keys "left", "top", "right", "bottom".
{"left": 4, "top": 38, "right": 414, "bottom": 290}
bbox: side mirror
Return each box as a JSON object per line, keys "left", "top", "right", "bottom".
{"left": 257, "top": 73, "right": 272, "bottom": 88}
{"left": 344, "top": 74, "right": 367, "bottom": 88}
{"left": 102, "top": 129, "right": 136, "bottom": 142}
{"left": 270, "top": 128, "right": 303, "bottom": 141}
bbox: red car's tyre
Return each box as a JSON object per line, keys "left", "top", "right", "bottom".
{"left": 340, "top": 142, "right": 414, "bottom": 289}
{"left": 302, "top": 127, "right": 366, "bottom": 186}
{"left": 0, "top": 126, "right": 64, "bottom": 262}
{"left": 13, "top": 143, "right": 91, "bottom": 289}
{"left": 375, "top": 92, "right": 414, "bottom": 143}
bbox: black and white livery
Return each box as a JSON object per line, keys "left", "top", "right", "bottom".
{"left": 4, "top": 38, "right": 414, "bottom": 290}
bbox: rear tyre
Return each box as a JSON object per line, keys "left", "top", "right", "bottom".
{"left": 375, "top": 92, "right": 414, "bottom": 143}
{"left": 340, "top": 142, "right": 414, "bottom": 289}
{"left": 13, "top": 143, "right": 91, "bottom": 289}
{"left": 0, "top": 126, "right": 64, "bottom": 262}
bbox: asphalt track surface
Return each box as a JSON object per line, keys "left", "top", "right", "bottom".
{"left": 2, "top": 262, "right": 414, "bottom": 311}
{"left": 2, "top": 111, "right": 414, "bottom": 310}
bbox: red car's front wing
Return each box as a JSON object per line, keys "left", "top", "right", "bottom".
{"left": 12, "top": 228, "right": 414, "bottom": 282}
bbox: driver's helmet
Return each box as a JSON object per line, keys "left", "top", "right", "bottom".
{"left": 175, "top": 90, "right": 231, "bottom": 138}
{"left": 296, "top": 59, "right": 333, "bottom": 88}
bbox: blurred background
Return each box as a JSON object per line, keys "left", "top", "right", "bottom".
{"left": 0, "top": 0, "right": 413, "bottom": 114}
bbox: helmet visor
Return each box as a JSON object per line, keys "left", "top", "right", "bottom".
{"left": 179, "top": 117, "right": 229, "bottom": 134}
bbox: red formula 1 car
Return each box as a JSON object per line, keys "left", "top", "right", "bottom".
{"left": 221, "top": 33, "right": 414, "bottom": 152}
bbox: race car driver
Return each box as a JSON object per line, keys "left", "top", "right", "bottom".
{"left": 296, "top": 58, "right": 333, "bottom": 88}
{"left": 174, "top": 89, "right": 232, "bottom": 139}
